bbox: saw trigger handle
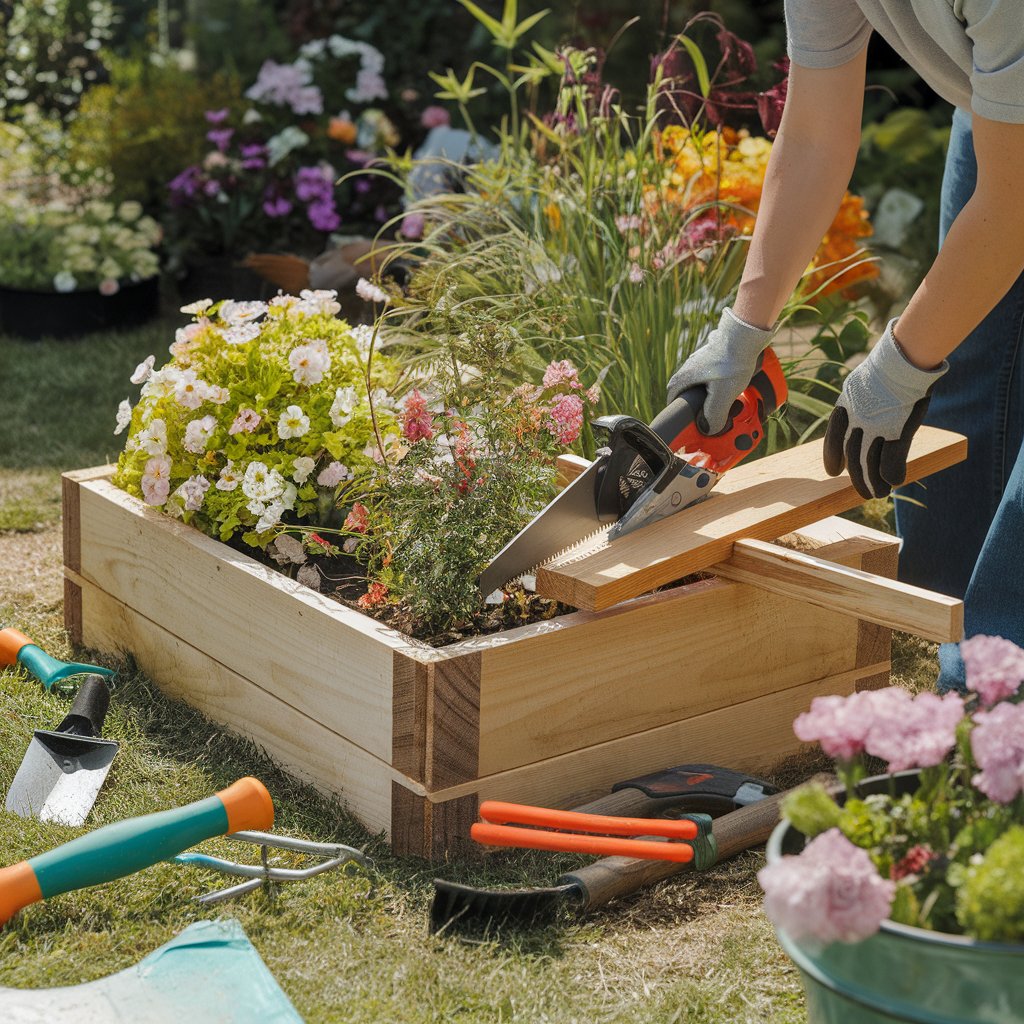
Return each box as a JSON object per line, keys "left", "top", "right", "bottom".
{"left": 591, "top": 416, "right": 675, "bottom": 523}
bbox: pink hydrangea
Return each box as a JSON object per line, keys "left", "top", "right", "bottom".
{"left": 757, "top": 829, "right": 895, "bottom": 947}
{"left": 547, "top": 393, "right": 584, "bottom": 446}
{"left": 970, "top": 701, "right": 1024, "bottom": 803}
{"left": 542, "top": 359, "right": 581, "bottom": 390}
{"left": 863, "top": 691, "right": 964, "bottom": 773}
{"left": 229, "top": 408, "right": 262, "bottom": 435}
{"left": 961, "top": 634, "right": 1024, "bottom": 707}
{"left": 401, "top": 388, "right": 434, "bottom": 442}
{"left": 793, "top": 690, "right": 900, "bottom": 762}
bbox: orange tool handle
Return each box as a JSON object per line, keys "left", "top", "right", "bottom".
{"left": 478, "top": 800, "right": 699, "bottom": 839}
{"left": 0, "top": 627, "right": 32, "bottom": 666}
{"left": 471, "top": 823, "right": 695, "bottom": 862}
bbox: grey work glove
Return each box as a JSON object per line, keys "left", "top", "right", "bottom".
{"left": 823, "top": 319, "right": 948, "bottom": 499}
{"left": 667, "top": 307, "right": 775, "bottom": 433}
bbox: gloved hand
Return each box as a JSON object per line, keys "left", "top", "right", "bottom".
{"left": 823, "top": 319, "right": 948, "bottom": 499}
{"left": 667, "top": 307, "right": 774, "bottom": 433}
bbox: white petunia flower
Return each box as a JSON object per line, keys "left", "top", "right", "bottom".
{"left": 292, "top": 456, "right": 316, "bottom": 483}
{"left": 255, "top": 499, "right": 286, "bottom": 533}
{"left": 219, "top": 300, "right": 267, "bottom": 325}
{"left": 222, "top": 322, "right": 261, "bottom": 345}
{"left": 53, "top": 271, "right": 77, "bottom": 293}
{"left": 329, "top": 385, "right": 358, "bottom": 427}
{"left": 130, "top": 355, "right": 155, "bottom": 385}
{"left": 350, "top": 323, "right": 374, "bottom": 354}
{"left": 114, "top": 399, "right": 132, "bottom": 436}
{"left": 289, "top": 339, "right": 331, "bottom": 385}
{"left": 242, "top": 461, "right": 286, "bottom": 503}
{"left": 183, "top": 415, "right": 217, "bottom": 454}
{"left": 136, "top": 417, "right": 168, "bottom": 455}
{"left": 180, "top": 298, "right": 213, "bottom": 315}
{"left": 174, "top": 475, "right": 210, "bottom": 512}
{"left": 278, "top": 404, "right": 310, "bottom": 439}
{"left": 216, "top": 461, "right": 241, "bottom": 491}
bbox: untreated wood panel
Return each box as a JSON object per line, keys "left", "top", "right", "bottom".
{"left": 64, "top": 577, "right": 83, "bottom": 647}
{"left": 427, "top": 653, "right": 481, "bottom": 790}
{"left": 713, "top": 538, "right": 962, "bottom": 642}
{"left": 74, "top": 477, "right": 403, "bottom": 761}
{"left": 392, "top": 652, "right": 429, "bottom": 782}
{"left": 427, "top": 794, "right": 479, "bottom": 862}
{"left": 390, "top": 783, "right": 427, "bottom": 858}
{"left": 62, "top": 465, "right": 114, "bottom": 575}
{"left": 431, "top": 664, "right": 882, "bottom": 811}
{"left": 475, "top": 535, "right": 892, "bottom": 775}
{"left": 536, "top": 427, "right": 966, "bottom": 610}
{"left": 78, "top": 578, "right": 398, "bottom": 834}
{"left": 857, "top": 541, "right": 901, "bottom": 692}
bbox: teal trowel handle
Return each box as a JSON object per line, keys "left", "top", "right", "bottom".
{"left": 0, "top": 627, "right": 114, "bottom": 689}
{"left": 0, "top": 778, "right": 274, "bottom": 925}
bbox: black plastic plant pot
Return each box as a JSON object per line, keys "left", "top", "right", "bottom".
{"left": 0, "top": 277, "right": 160, "bottom": 341}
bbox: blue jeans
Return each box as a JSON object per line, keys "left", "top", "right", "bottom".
{"left": 894, "top": 107, "right": 1024, "bottom": 692}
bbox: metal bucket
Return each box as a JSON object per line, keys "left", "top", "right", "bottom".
{"left": 766, "top": 772, "right": 1024, "bottom": 1024}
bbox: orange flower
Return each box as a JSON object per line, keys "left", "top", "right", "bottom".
{"left": 328, "top": 116, "right": 358, "bottom": 145}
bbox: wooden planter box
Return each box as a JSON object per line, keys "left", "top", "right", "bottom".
{"left": 61, "top": 466, "right": 908, "bottom": 860}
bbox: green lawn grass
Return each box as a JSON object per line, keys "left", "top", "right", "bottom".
{"left": 0, "top": 312, "right": 936, "bottom": 1022}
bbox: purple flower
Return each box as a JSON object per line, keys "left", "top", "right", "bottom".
{"left": 308, "top": 200, "right": 340, "bottom": 232}
{"left": 203, "top": 179, "right": 221, "bottom": 197}
{"left": 168, "top": 165, "right": 202, "bottom": 202}
{"left": 962, "top": 635, "right": 1024, "bottom": 707}
{"left": 400, "top": 212, "right": 424, "bottom": 239}
{"left": 205, "top": 108, "right": 230, "bottom": 124}
{"left": 354, "top": 178, "right": 372, "bottom": 195}
{"left": 970, "top": 701, "right": 1024, "bottom": 803}
{"left": 206, "top": 128, "right": 234, "bottom": 153}
{"left": 295, "top": 166, "right": 333, "bottom": 203}
{"left": 240, "top": 143, "right": 267, "bottom": 170}
{"left": 263, "top": 195, "right": 293, "bottom": 218}
{"left": 758, "top": 829, "right": 895, "bottom": 948}
{"left": 246, "top": 60, "right": 323, "bottom": 115}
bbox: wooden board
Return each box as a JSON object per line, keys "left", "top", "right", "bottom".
{"left": 536, "top": 426, "right": 967, "bottom": 610}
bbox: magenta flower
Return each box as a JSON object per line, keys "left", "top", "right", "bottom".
{"left": 400, "top": 212, "right": 425, "bottom": 240}
{"left": 204, "top": 108, "right": 230, "bottom": 124}
{"left": 970, "top": 701, "right": 1024, "bottom": 803}
{"left": 295, "top": 165, "right": 334, "bottom": 203}
{"left": 758, "top": 829, "right": 895, "bottom": 947}
{"left": 962, "top": 635, "right": 1024, "bottom": 707}
{"left": 421, "top": 105, "right": 451, "bottom": 129}
{"left": 401, "top": 388, "right": 434, "bottom": 442}
{"left": 547, "top": 393, "right": 584, "bottom": 446}
{"left": 542, "top": 359, "right": 581, "bottom": 390}
{"left": 206, "top": 127, "right": 234, "bottom": 152}
{"left": 240, "top": 143, "right": 267, "bottom": 170}
{"left": 308, "top": 200, "right": 340, "bottom": 232}
{"left": 263, "top": 195, "right": 293, "bottom": 218}
{"left": 864, "top": 691, "right": 964, "bottom": 773}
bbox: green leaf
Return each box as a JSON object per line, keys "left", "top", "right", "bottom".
{"left": 455, "top": 0, "right": 503, "bottom": 39}
{"left": 677, "top": 36, "right": 711, "bottom": 99}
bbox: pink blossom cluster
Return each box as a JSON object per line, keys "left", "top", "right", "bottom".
{"left": 538, "top": 359, "right": 599, "bottom": 447}
{"left": 246, "top": 60, "right": 324, "bottom": 115}
{"left": 547, "top": 393, "right": 585, "bottom": 446}
{"left": 401, "top": 389, "right": 435, "bottom": 442}
{"left": 757, "top": 829, "right": 896, "bottom": 947}
{"left": 794, "top": 687, "right": 965, "bottom": 772}
{"left": 961, "top": 634, "right": 1024, "bottom": 707}
{"left": 970, "top": 701, "right": 1024, "bottom": 803}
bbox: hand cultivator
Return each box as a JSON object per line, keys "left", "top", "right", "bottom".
{"left": 175, "top": 831, "right": 370, "bottom": 904}
{"left": 0, "top": 626, "right": 115, "bottom": 691}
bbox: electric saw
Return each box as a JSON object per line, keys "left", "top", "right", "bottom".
{"left": 478, "top": 347, "right": 787, "bottom": 596}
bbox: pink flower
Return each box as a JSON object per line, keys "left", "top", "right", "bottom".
{"left": 863, "top": 691, "right": 964, "bottom": 773}
{"left": 420, "top": 105, "right": 451, "bottom": 129}
{"left": 400, "top": 212, "right": 425, "bottom": 240}
{"left": 542, "top": 359, "right": 581, "bottom": 390}
{"left": 794, "top": 690, "right": 900, "bottom": 762}
{"left": 174, "top": 474, "right": 210, "bottom": 512}
{"left": 401, "top": 388, "right": 434, "bottom": 442}
{"left": 99, "top": 277, "right": 120, "bottom": 296}
{"left": 229, "top": 408, "right": 261, "bottom": 435}
{"left": 547, "top": 393, "right": 584, "bottom": 446}
{"left": 758, "top": 829, "right": 895, "bottom": 947}
{"left": 317, "top": 462, "right": 351, "bottom": 487}
{"left": 628, "top": 262, "right": 644, "bottom": 284}
{"left": 614, "top": 214, "right": 642, "bottom": 234}
{"left": 344, "top": 502, "right": 370, "bottom": 534}
{"left": 970, "top": 701, "right": 1024, "bottom": 803}
{"left": 962, "top": 634, "right": 1024, "bottom": 707}
{"left": 141, "top": 455, "right": 172, "bottom": 506}
{"left": 585, "top": 383, "right": 601, "bottom": 405}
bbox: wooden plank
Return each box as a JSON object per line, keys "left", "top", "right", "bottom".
{"left": 427, "top": 653, "right": 481, "bottom": 790}
{"left": 76, "top": 579, "right": 403, "bottom": 834}
{"left": 536, "top": 427, "right": 966, "bottom": 610}
{"left": 61, "top": 465, "right": 115, "bottom": 575}
{"left": 712, "top": 538, "right": 963, "bottom": 643}
{"left": 856, "top": 541, "right": 900, "bottom": 692}
{"left": 74, "top": 476, "right": 406, "bottom": 761}
{"left": 429, "top": 663, "right": 881, "bottom": 809}
{"left": 392, "top": 652, "right": 429, "bottom": 782}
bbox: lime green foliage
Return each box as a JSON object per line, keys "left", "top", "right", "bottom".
{"left": 112, "top": 295, "right": 397, "bottom": 550}
{"left": 780, "top": 781, "right": 842, "bottom": 837}
{"left": 0, "top": 199, "right": 160, "bottom": 292}
{"left": 68, "top": 58, "right": 242, "bottom": 209}
{"left": 956, "top": 826, "right": 1024, "bottom": 942}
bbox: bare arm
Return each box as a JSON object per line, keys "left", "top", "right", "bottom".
{"left": 894, "top": 116, "right": 1024, "bottom": 369}
{"left": 732, "top": 49, "right": 868, "bottom": 329}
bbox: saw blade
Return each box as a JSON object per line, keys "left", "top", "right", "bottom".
{"left": 478, "top": 459, "right": 606, "bottom": 595}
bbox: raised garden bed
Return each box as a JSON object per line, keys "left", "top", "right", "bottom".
{"left": 62, "top": 464, "right": 908, "bottom": 860}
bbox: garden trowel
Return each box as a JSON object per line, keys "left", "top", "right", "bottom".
{"left": 478, "top": 347, "right": 787, "bottom": 595}
{"left": 6, "top": 675, "right": 118, "bottom": 827}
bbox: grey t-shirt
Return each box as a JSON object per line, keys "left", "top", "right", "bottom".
{"left": 784, "top": 1, "right": 1024, "bottom": 123}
